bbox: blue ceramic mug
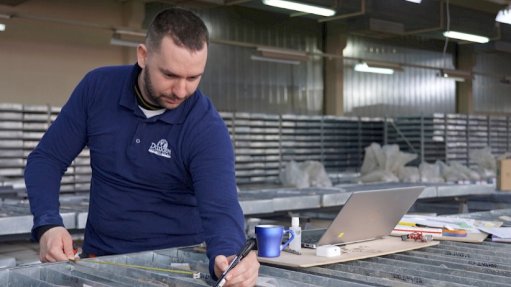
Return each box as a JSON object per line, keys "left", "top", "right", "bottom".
{"left": 255, "top": 225, "right": 295, "bottom": 257}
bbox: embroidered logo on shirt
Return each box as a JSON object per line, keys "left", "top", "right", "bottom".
{"left": 148, "top": 139, "right": 172, "bottom": 158}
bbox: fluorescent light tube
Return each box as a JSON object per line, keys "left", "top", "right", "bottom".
{"left": 0, "top": 24, "right": 5, "bottom": 32}
{"left": 440, "top": 74, "right": 465, "bottom": 82}
{"left": 443, "top": 31, "right": 489, "bottom": 43}
{"left": 262, "top": 0, "right": 336, "bottom": 17}
{"left": 496, "top": 7, "right": 511, "bottom": 25}
{"left": 114, "top": 29, "right": 146, "bottom": 37}
{"left": 405, "top": 0, "right": 422, "bottom": 3}
{"left": 110, "top": 38, "right": 139, "bottom": 48}
{"left": 354, "top": 63, "right": 394, "bottom": 75}
{"left": 439, "top": 69, "right": 471, "bottom": 82}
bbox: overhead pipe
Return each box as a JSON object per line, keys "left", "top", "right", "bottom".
{"left": 3, "top": 11, "right": 113, "bottom": 30}
{"left": 1, "top": 2, "right": 500, "bottom": 75}
{"left": 210, "top": 36, "right": 452, "bottom": 72}
{"left": 401, "top": 0, "right": 500, "bottom": 41}
{"left": 224, "top": 0, "right": 253, "bottom": 5}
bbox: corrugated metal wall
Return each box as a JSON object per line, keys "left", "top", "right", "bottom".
{"left": 145, "top": 4, "right": 511, "bottom": 117}
{"left": 343, "top": 36, "right": 456, "bottom": 117}
{"left": 195, "top": 7, "right": 324, "bottom": 115}
{"left": 474, "top": 51, "right": 511, "bottom": 114}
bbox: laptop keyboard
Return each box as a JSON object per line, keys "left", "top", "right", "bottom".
{"left": 301, "top": 228, "right": 327, "bottom": 244}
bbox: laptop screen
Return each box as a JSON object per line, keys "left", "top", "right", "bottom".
{"left": 305, "top": 186, "right": 424, "bottom": 247}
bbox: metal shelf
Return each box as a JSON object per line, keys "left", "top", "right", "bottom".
{"left": 1, "top": 205, "right": 511, "bottom": 287}
{"left": 1, "top": 104, "right": 508, "bottom": 190}
{"left": 387, "top": 114, "right": 511, "bottom": 166}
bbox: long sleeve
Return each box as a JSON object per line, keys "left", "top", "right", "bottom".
{"left": 25, "top": 74, "right": 90, "bottom": 239}
{"left": 185, "top": 106, "right": 245, "bottom": 279}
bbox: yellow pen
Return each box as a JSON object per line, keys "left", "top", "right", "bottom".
{"left": 398, "top": 221, "right": 417, "bottom": 227}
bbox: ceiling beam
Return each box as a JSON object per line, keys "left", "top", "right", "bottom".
{"left": 224, "top": 0, "right": 253, "bottom": 5}
{"left": 448, "top": 0, "right": 507, "bottom": 14}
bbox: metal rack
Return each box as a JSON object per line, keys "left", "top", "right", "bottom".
{"left": 223, "top": 112, "right": 282, "bottom": 185}
{"left": 280, "top": 114, "right": 324, "bottom": 165}
{"left": 0, "top": 183, "right": 497, "bottom": 237}
{"left": 387, "top": 113, "right": 511, "bottom": 166}
{"left": 489, "top": 115, "right": 509, "bottom": 157}
{"left": 0, "top": 103, "right": 24, "bottom": 182}
{"left": 0, "top": 184, "right": 506, "bottom": 286}
{"left": 3, "top": 104, "right": 510, "bottom": 190}
{"left": 0, "top": 104, "right": 92, "bottom": 192}
{"left": 322, "top": 116, "right": 359, "bottom": 172}
{"left": 0, "top": 199, "right": 76, "bottom": 236}
{"left": 222, "top": 113, "right": 383, "bottom": 185}
{"left": 1, "top": 231, "right": 511, "bottom": 286}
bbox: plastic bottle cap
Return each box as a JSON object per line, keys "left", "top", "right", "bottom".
{"left": 291, "top": 217, "right": 299, "bottom": 227}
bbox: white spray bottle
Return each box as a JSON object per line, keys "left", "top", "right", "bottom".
{"left": 289, "top": 216, "right": 302, "bottom": 253}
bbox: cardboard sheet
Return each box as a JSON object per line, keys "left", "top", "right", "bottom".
{"left": 498, "top": 159, "right": 511, "bottom": 191}
{"left": 258, "top": 236, "right": 439, "bottom": 268}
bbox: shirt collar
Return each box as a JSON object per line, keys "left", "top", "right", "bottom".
{"left": 119, "top": 63, "right": 199, "bottom": 124}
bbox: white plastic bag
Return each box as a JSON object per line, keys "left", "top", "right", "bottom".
{"left": 437, "top": 160, "right": 467, "bottom": 182}
{"left": 300, "top": 161, "right": 333, "bottom": 188}
{"left": 358, "top": 170, "right": 399, "bottom": 183}
{"left": 470, "top": 147, "right": 496, "bottom": 179}
{"left": 279, "top": 160, "right": 332, "bottom": 188}
{"left": 279, "top": 160, "right": 309, "bottom": 188}
{"left": 470, "top": 147, "right": 496, "bottom": 171}
{"left": 397, "top": 166, "right": 420, "bottom": 183}
{"left": 450, "top": 162, "right": 481, "bottom": 181}
{"left": 360, "top": 143, "right": 383, "bottom": 175}
{"left": 419, "top": 161, "right": 444, "bottom": 183}
{"left": 359, "top": 143, "right": 418, "bottom": 183}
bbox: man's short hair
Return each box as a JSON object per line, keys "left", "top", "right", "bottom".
{"left": 146, "top": 7, "right": 209, "bottom": 52}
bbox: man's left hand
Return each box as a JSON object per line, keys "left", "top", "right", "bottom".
{"left": 214, "top": 251, "right": 259, "bottom": 287}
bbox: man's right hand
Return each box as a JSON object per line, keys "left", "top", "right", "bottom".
{"left": 39, "top": 226, "right": 75, "bottom": 262}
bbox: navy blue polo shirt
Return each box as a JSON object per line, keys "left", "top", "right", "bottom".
{"left": 25, "top": 64, "right": 245, "bottom": 276}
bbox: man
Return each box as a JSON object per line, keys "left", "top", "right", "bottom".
{"left": 24, "top": 7, "right": 259, "bottom": 286}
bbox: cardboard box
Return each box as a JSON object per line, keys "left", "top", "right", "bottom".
{"left": 497, "top": 159, "right": 511, "bottom": 191}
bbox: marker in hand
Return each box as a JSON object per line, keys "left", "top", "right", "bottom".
{"left": 214, "top": 238, "right": 257, "bottom": 287}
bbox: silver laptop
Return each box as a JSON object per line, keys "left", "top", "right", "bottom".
{"left": 302, "top": 186, "right": 424, "bottom": 248}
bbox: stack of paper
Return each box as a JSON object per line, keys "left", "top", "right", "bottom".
{"left": 478, "top": 227, "right": 511, "bottom": 243}
{"left": 393, "top": 215, "right": 503, "bottom": 242}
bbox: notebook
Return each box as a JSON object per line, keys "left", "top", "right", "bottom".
{"left": 302, "top": 186, "right": 425, "bottom": 248}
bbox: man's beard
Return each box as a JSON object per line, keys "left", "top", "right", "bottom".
{"left": 142, "top": 68, "right": 164, "bottom": 108}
